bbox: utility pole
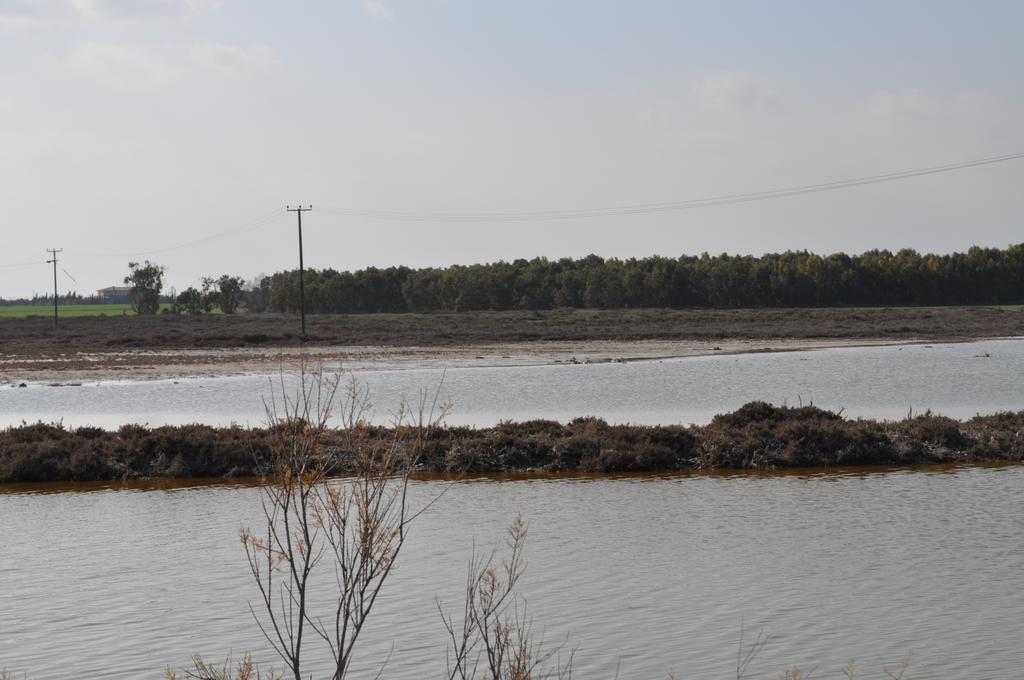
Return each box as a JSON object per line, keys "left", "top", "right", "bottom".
{"left": 286, "top": 205, "right": 312, "bottom": 339}
{"left": 46, "top": 248, "right": 63, "bottom": 328}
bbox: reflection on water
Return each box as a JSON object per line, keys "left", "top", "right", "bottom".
{"left": 1, "top": 339, "right": 1023, "bottom": 428}
{"left": 2, "top": 466, "right": 1023, "bottom": 679}
{"left": 0, "top": 461, "right": 1014, "bottom": 496}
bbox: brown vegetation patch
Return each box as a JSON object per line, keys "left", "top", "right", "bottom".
{"left": 2, "top": 402, "right": 1022, "bottom": 483}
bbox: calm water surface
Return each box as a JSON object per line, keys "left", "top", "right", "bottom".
{"left": 2, "top": 339, "right": 1023, "bottom": 427}
{"left": 2, "top": 466, "right": 1023, "bottom": 679}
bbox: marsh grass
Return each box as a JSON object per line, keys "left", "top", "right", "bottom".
{"left": 165, "top": 655, "right": 278, "bottom": 680}
{"left": 3, "top": 402, "right": 1022, "bottom": 484}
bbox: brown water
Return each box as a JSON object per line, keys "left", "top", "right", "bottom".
{"left": 2, "top": 466, "right": 1023, "bottom": 679}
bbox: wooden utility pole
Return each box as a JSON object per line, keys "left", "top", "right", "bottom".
{"left": 286, "top": 205, "right": 312, "bottom": 339}
{"left": 46, "top": 248, "right": 63, "bottom": 328}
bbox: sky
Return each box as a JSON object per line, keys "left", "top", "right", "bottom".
{"left": 1, "top": 0, "right": 1023, "bottom": 297}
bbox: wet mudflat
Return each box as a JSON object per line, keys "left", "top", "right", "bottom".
{"left": 2, "top": 305, "right": 1022, "bottom": 366}
{"left": 2, "top": 338, "right": 1022, "bottom": 428}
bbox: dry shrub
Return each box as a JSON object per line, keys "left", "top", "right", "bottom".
{"left": 494, "top": 420, "right": 563, "bottom": 438}
{"left": 697, "top": 403, "right": 891, "bottom": 469}
{"left": 166, "top": 654, "right": 280, "bottom": 680}
{"left": 886, "top": 412, "right": 970, "bottom": 462}
{"left": 552, "top": 435, "right": 600, "bottom": 471}
{"left": 438, "top": 515, "right": 573, "bottom": 680}
{"left": 709, "top": 401, "right": 843, "bottom": 429}
{"left": 963, "top": 411, "right": 1024, "bottom": 459}
{"left": 3, "top": 402, "right": 1023, "bottom": 484}
{"left": 7, "top": 421, "right": 68, "bottom": 444}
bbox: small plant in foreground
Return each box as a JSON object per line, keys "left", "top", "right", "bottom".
{"left": 438, "top": 515, "right": 573, "bottom": 680}
{"left": 165, "top": 654, "right": 279, "bottom": 680}
{"left": 184, "top": 364, "right": 448, "bottom": 680}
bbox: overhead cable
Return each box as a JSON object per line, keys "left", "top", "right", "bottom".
{"left": 70, "top": 208, "right": 286, "bottom": 258}
{"left": 0, "top": 261, "right": 44, "bottom": 269}
{"left": 316, "top": 151, "right": 1024, "bottom": 222}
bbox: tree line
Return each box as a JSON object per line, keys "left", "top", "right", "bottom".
{"left": 245, "top": 245, "right": 1024, "bottom": 313}
{"left": 0, "top": 291, "right": 95, "bottom": 306}
{"left": 13, "top": 247, "right": 1018, "bottom": 315}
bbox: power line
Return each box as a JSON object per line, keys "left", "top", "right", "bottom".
{"left": 0, "top": 260, "right": 44, "bottom": 269}
{"left": 71, "top": 208, "right": 286, "bottom": 258}
{"left": 2, "top": 151, "right": 1021, "bottom": 294}
{"left": 1, "top": 210, "right": 284, "bottom": 298}
{"left": 317, "top": 151, "right": 1024, "bottom": 223}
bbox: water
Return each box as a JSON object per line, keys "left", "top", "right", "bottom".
{"left": 3, "top": 339, "right": 1023, "bottom": 677}
{"left": 2, "top": 466, "right": 1023, "bottom": 679}
{"left": 2, "top": 339, "right": 1023, "bottom": 428}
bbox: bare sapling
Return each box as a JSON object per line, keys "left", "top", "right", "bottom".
{"left": 179, "top": 362, "right": 448, "bottom": 680}
{"left": 439, "top": 515, "right": 574, "bottom": 680}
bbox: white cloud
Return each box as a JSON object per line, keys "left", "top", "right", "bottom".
{"left": 190, "top": 41, "right": 278, "bottom": 75}
{"left": 63, "top": 39, "right": 277, "bottom": 90}
{"left": 362, "top": 0, "right": 395, "bottom": 20}
{"left": 0, "top": 0, "right": 221, "bottom": 30}
{"left": 66, "top": 0, "right": 102, "bottom": 20}
{"left": 0, "top": 14, "right": 40, "bottom": 32}
{"left": 0, "top": 1, "right": 60, "bottom": 32}
{"left": 863, "top": 88, "right": 940, "bottom": 121}
{"left": 690, "top": 70, "right": 779, "bottom": 114}
{"left": 72, "top": 0, "right": 222, "bottom": 21}
{"left": 67, "top": 41, "right": 182, "bottom": 90}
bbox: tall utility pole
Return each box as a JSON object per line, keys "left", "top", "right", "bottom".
{"left": 46, "top": 248, "right": 63, "bottom": 328}
{"left": 286, "top": 205, "right": 312, "bottom": 339}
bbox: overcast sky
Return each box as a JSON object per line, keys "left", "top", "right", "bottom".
{"left": 2, "top": 0, "right": 1023, "bottom": 297}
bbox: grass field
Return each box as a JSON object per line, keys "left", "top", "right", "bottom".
{"left": 0, "top": 303, "right": 173, "bottom": 318}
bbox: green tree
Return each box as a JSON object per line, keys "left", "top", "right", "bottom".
{"left": 174, "top": 287, "right": 204, "bottom": 314}
{"left": 243, "top": 276, "right": 271, "bottom": 313}
{"left": 254, "top": 244, "right": 1024, "bottom": 314}
{"left": 215, "top": 275, "right": 245, "bottom": 314}
{"left": 199, "top": 277, "right": 217, "bottom": 313}
{"left": 124, "top": 260, "right": 165, "bottom": 315}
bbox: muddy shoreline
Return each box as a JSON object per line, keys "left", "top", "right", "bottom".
{"left": 2, "top": 402, "right": 1022, "bottom": 484}
{"left": 0, "top": 336, "right": 933, "bottom": 382}
{"left": 3, "top": 306, "right": 1022, "bottom": 381}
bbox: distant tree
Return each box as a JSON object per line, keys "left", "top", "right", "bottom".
{"left": 242, "top": 275, "right": 269, "bottom": 313}
{"left": 124, "top": 261, "right": 165, "bottom": 315}
{"left": 174, "top": 287, "right": 204, "bottom": 314}
{"left": 197, "top": 277, "right": 217, "bottom": 313}
{"left": 215, "top": 275, "right": 245, "bottom": 314}
{"left": 249, "top": 244, "right": 1024, "bottom": 315}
